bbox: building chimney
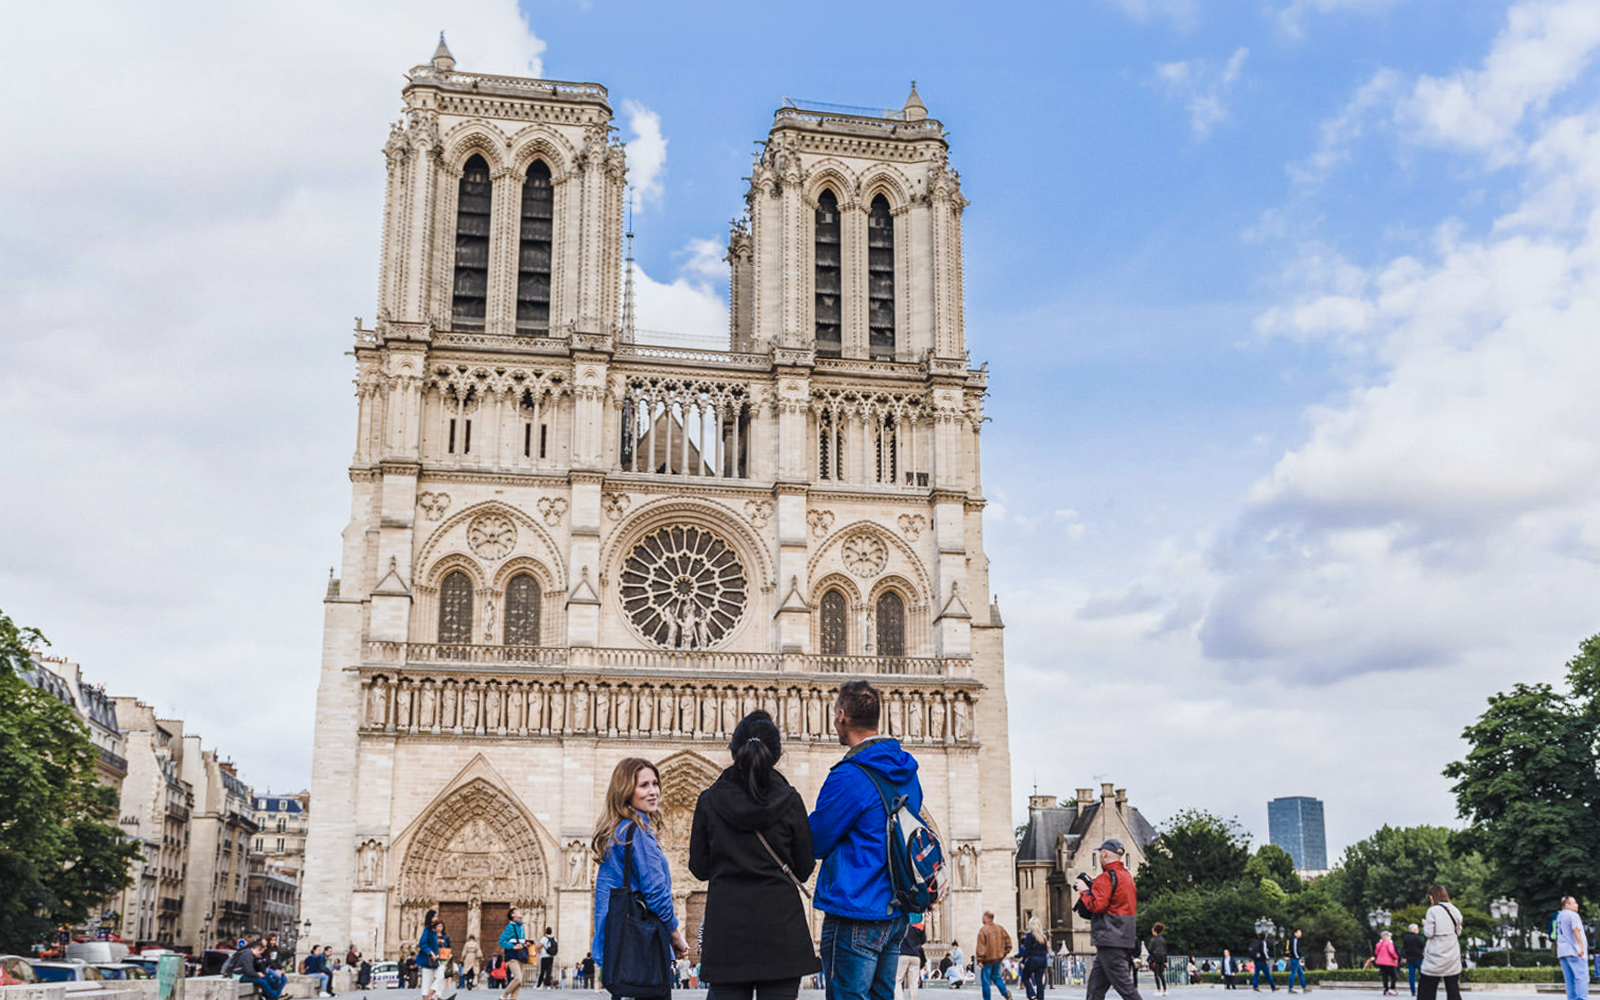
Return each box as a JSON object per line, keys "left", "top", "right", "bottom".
{"left": 1076, "top": 788, "right": 1093, "bottom": 808}
{"left": 1029, "top": 794, "right": 1058, "bottom": 813}
{"left": 1100, "top": 782, "right": 1115, "bottom": 802}
{"left": 1115, "top": 788, "right": 1127, "bottom": 811}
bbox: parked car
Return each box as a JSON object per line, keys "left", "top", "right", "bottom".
{"left": 29, "top": 962, "right": 106, "bottom": 983}
{"left": 66, "top": 943, "right": 130, "bottom": 964}
{"left": 371, "top": 960, "right": 400, "bottom": 989}
{"left": 201, "top": 950, "right": 235, "bottom": 976}
{"left": 124, "top": 957, "right": 162, "bottom": 975}
{"left": 0, "top": 956, "right": 39, "bottom": 986}
{"left": 92, "top": 963, "right": 151, "bottom": 980}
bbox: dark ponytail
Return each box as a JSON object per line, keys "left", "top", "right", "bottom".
{"left": 729, "top": 710, "right": 782, "bottom": 803}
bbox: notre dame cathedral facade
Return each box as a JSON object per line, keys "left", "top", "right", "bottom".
{"left": 301, "top": 39, "right": 1013, "bottom": 964}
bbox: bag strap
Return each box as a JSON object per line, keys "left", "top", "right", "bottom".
{"left": 755, "top": 829, "right": 812, "bottom": 899}
{"left": 842, "top": 758, "right": 907, "bottom": 815}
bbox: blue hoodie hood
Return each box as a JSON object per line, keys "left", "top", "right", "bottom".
{"left": 808, "top": 737, "right": 923, "bottom": 920}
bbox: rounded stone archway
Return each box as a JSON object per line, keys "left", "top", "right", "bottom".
{"left": 395, "top": 778, "right": 551, "bottom": 954}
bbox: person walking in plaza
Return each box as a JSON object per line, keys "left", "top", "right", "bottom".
{"left": 1146, "top": 923, "right": 1168, "bottom": 997}
{"left": 1017, "top": 917, "right": 1049, "bottom": 1000}
{"left": 1401, "top": 924, "right": 1425, "bottom": 996}
{"left": 897, "top": 916, "right": 928, "bottom": 1000}
{"left": 1074, "top": 837, "right": 1144, "bottom": 1000}
{"left": 976, "top": 912, "right": 1014, "bottom": 1000}
{"left": 499, "top": 906, "right": 529, "bottom": 1000}
{"left": 536, "top": 927, "right": 558, "bottom": 989}
{"left": 1556, "top": 896, "right": 1590, "bottom": 1000}
{"left": 1221, "top": 950, "right": 1238, "bottom": 990}
{"left": 418, "top": 910, "right": 445, "bottom": 1000}
{"left": 1285, "top": 929, "right": 1307, "bottom": 995}
{"left": 809, "top": 680, "right": 926, "bottom": 1000}
{"left": 592, "top": 757, "right": 691, "bottom": 998}
{"left": 1250, "top": 932, "right": 1277, "bottom": 992}
{"left": 1418, "top": 884, "right": 1464, "bottom": 1000}
{"left": 689, "top": 710, "right": 820, "bottom": 1000}
{"left": 1375, "top": 930, "right": 1400, "bottom": 995}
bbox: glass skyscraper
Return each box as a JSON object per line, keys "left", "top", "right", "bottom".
{"left": 1268, "top": 796, "right": 1328, "bottom": 870}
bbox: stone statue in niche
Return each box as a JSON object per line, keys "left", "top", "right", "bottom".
{"left": 956, "top": 843, "right": 978, "bottom": 888}
{"left": 572, "top": 686, "right": 590, "bottom": 732}
{"left": 806, "top": 691, "right": 821, "bottom": 736}
{"left": 358, "top": 840, "right": 384, "bottom": 887}
{"left": 483, "top": 598, "right": 496, "bottom": 642}
{"left": 548, "top": 686, "right": 565, "bottom": 732}
{"left": 462, "top": 685, "right": 480, "bottom": 731}
{"left": 441, "top": 685, "right": 458, "bottom": 729}
{"left": 657, "top": 688, "right": 674, "bottom": 735}
{"left": 700, "top": 690, "right": 717, "bottom": 735}
{"left": 368, "top": 678, "right": 388, "bottom": 728}
{"left": 506, "top": 686, "right": 523, "bottom": 731}
{"left": 564, "top": 839, "right": 590, "bottom": 888}
{"left": 679, "top": 690, "right": 695, "bottom": 734}
{"left": 784, "top": 691, "right": 802, "bottom": 737}
{"left": 637, "top": 689, "right": 653, "bottom": 733}
{"left": 617, "top": 689, "right": 633, "bottom": 733}
{"left": 929, "top": 696, "right": 947, "bottom": 740}
{"left": 594, "top": 687, "right": 611, "bottom": 733}
{"left": 395, "top": 684, "right": 413, "bottom": 729}
{"left": 419, "top": 684, "right": 436, "bottom": 728}
{"left": 908, "top": 696, "right": 924, "bottom": 740}
{"left": 486, "top": 685, "right": 502, "bottom": 730}
{"left": 953, "top": 696, "right": 972, "bottom": 741}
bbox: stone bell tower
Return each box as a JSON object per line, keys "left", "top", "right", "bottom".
{"left": 301, "top": 46, "right": 1012, "bottom": 966}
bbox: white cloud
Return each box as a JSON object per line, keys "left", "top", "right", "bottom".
{"left": 1290, "top": 69, "right": 1403, "bottom": 187}
{"left": 630, "top": 237, "right": 730, "bottom": 347}
{"left": 622, "top": 100, "right": 667, "bottom": 213}
{"left": 1398, "top": 0, "right": 1600, "bottom": 163}
{"left": 1156, "top": 47, "right": 1249, "bottom": 139}
{"left": 0, "top": 1, "right": 546, "bottom": 793}
{"left": 1101, "top": 0, "right": 1199, "bottom": 30}
{"left": 1271, "top": 0, "right": 1404, "bottom": 40}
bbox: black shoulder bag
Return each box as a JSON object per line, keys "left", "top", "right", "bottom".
{"left": 1073, "top": 868, "right": 1116, "bottom": 920}
{"left": 603, "top": 830, "right": 672, "bottom": 999}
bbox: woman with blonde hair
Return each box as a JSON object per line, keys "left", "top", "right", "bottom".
{"left": 1018, "top": 916, "right": 1050, "bottom": 1000}
{"left": 591, "top": 757, "right": 689, "bottom": 998}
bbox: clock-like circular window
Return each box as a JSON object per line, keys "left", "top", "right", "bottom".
{"left": 621, "top": 525, "right": 748, "bottom": 649}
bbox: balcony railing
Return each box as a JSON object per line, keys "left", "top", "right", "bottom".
{"left": 364, "top": 642, "right": 960, "bottom": 677}
{"left": 98, "top": 746, "right": 129, "bottom": 773}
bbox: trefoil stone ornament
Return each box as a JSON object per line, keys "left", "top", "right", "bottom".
{"left": 602, "top": 492, "right": 632, "bottom": 522}
{"left": 418, "top": 492, "right": 451, "bottom": 521}
{"left": 745, "top": 499, "right": 773, "bottom": 529}
{"left": 807, "top": 510, "right": 835, "bottom": 538}
{"left": 537, "top": 496, "right": 568, "bottom": 526}
{"left": 897, "top": 513, "right": 926, "bottom": 540}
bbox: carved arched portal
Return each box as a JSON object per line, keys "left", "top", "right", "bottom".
{"left": 653, "top": 751, "right": 721, "bottom": 962}
{"left": 397, "top": 778, "right": 550, "bottom": 952}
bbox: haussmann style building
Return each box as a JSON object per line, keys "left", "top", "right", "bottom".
{"left": 301, "top": 39, "right": 1013, "bottom": 964}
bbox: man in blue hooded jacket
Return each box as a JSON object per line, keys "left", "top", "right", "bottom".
{"left": 810, "top": 679, "right": 924, "bottom": 1000}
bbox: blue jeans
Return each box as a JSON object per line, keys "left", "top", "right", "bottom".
{"left": 980, "top": 963, "right": 1011, "bottom": 1000}
{"left": 820, "top": 913, "right": 908, "bottom": 1000}
{"left": 1252, "top": 964, "right": 1276, "bottom": 990}
{"left": 1562, "top": 956, "right": 1591, "bottom": 1000}
{"left": 243, "top": 975, "right": 284, "bottom": 1000}
{"left": 1407, "top": 962, "right": 1421, "bottom": 995}
{"left": 1287, "top": 960, "right": 1306, "bottom": 990}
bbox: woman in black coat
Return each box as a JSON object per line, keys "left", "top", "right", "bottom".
{"left": 689, "top": 710, "right": 820, "bottom": 1000}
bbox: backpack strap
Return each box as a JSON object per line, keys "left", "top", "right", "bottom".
{"left": 842, "top": 758, "right": 908, "bottom": 815}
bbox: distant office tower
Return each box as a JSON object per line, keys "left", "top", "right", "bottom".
{"left": 1269, "top": 796, "right": 1328, "bottom": 870}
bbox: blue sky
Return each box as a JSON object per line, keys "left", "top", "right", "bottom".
{"left": 4, "top": 0, "right": 1600, "bottom": 862}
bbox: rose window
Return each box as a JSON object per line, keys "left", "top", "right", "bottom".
{"left": 621, "top": 525, "right": 748, "bottom": 649}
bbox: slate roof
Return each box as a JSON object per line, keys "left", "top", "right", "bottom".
{"left": 1016, "top": 800, "right": 1161, "bottom": 866}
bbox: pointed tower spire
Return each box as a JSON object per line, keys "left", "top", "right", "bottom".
{"left": 432, "top": 32, "right": 455, "bottom": 72}
{"left": 903, "top": 80, "right": 927, "bottom": 122}
{"left": 620, "top": 188, "right": 637, "bottom": 344}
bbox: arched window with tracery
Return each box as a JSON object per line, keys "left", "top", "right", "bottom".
{"left": 438, "top": 570, "right": 474, "bottom": 644}
{"left": 867, "top": 194, "right": 895, "bottom": 360}
{"left": 875, "top": 590, "right": 905, "bottom": 659}
{"left": 451, "top": 154, "right": 491, "bottom": 328}
{"left": 815, "top": 190, "right": 842, "bottom": 357}
{"left": 504, "top": 573, "right": 542, "bottom": 646}
{"left": 516, "top": 160, "right": 553, "bottom": 333}
{"left": 820, "top": 589, "right": 848, "bottom": 656}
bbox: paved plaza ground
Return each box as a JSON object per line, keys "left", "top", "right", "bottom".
{"left": 347, "top": 986, "right": 1557, "bottom": 1000}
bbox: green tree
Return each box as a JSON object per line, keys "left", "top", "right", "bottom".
{"left": 1443, "top": 642, "right": 1600, "bottom": 917}
{"left": 1139, "top": 810, "right": 1252, "bottom": 898}
{"left": 0, "top": 609, "right": 140, "bottom": 953}
{"left": 1335, "top": 825, "right": 1482, "bottom": 916}
{"left": 1249, "top": 844, "right": 1303, "bottom": 894}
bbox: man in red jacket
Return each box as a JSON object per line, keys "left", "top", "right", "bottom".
{"left": 1076, "top": 838, "right": 1144, "bottom": 1000}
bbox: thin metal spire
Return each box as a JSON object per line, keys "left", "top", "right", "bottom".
{"left": 621, "top": 187, "right": 637, "bottom": 344}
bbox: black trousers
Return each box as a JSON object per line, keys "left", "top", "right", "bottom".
{"left": 1381, "top": 966, "right": 1398, "bottom": 992}
{"left": 537, "top": 957, "right": 553, "bottom": 987}
{"left": 1418, "top": 975, "right": 1461, "bottom": 1000}
{"left": 708, "top": 978, "right": 802, "bottom": 1000}
{"left": 1087, "top": 947, "right": 1144, "bottom": 1000}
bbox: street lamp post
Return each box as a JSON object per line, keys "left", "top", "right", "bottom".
{"left": 1490, "top": 897, "right": 1519, "bottom": 965}
{"left": 1368, "top": 908, "right": 1392, "bottom": 934}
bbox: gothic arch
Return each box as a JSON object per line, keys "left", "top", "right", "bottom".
{"left": 440, "top": 123, "right": 509, "bottom": 175}
{"left": 417, "top": 499, "right": 568, "bottom": 590}
{"left": 489, "top": 555, "right": 560, "bottom": 595}
{"left": 421, "top": 552, "right": 489, "bottom": 594}
{"left": 652, "top": 750, "right": 722, "bottom": 889}
{"left": 600, "top": 496, "right": 775, "bottom": 591}
{"left": 389, "top": 757, "right": 553, "bottom": 953}
{"left": 805, "top": 519, "right": 931, "bottom": 598}
{"left": 507, "top": 128, "right": 579, "bottom": 183}
{"left": 803, "top": 163, "right": 858, "bottom": 210}
{"left": 857, "top": 166, "right": 914, "bottom": 213}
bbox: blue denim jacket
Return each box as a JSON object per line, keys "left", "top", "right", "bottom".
{"left": 591, "top": 818, "right": 678, "bottom": 963}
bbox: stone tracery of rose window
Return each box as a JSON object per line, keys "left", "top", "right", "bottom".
{"left": 621, "top": 525, "right": 748, "bottom": 649}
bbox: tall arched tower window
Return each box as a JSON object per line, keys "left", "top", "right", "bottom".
{"left": 517, "top": 160, "right": 554, "bottom": 333}
{"left": 815, "top": 190, "right": 842, "bottom": 358}
{"left": 867, "top": 194, "right": 895, "bottom": 360}
{"left": 438, "top": 570, "right": 474, "bottom": 643}
{"left": 876, "top": 590, "right": 905, "bottom": 658}
{"left": 451, "top": 154, "right": 492, "bottom": 328}
{"left": 504, "top": 573, "right": 542, "bottom": 646}
{"left": 820, "top": 589, "right": 848, "bottom": 655}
